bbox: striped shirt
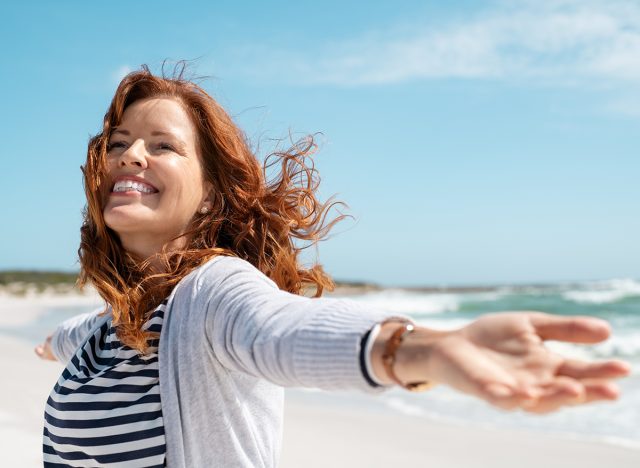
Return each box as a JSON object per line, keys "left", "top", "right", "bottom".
{"left": 43, "top": 301, "right": 167, "bottom": 467}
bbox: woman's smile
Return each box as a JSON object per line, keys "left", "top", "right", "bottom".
{"left": 111, "top": 176, "right": 159, "bottom": 196}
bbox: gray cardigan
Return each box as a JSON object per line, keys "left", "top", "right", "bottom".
{"left": 50, "top": 256, "right": 399, "bottom": 467}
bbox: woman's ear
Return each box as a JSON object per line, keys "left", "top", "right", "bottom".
{"left": 200, "top": 201, "right": 213, "bottom": 213}
{"left": 200, "top": 184, "right": 215, "bottom": 212}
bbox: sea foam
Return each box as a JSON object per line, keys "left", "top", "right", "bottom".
{"left": 562, "top": 278, "right": 640, "bottom": 304}
{"left": 344, "top": 290, "right": 460, "bottom": 315}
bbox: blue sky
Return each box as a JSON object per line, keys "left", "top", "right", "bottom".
{"left": 1, "top": 0, "right": 639, "bottom": 286}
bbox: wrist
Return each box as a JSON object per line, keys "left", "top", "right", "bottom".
{"left": 370, "top": 321, "right": 450, "bottom": 387}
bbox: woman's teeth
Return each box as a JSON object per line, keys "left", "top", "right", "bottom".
{"left": 113, "top": 180, "right": 157, "bottom": 193}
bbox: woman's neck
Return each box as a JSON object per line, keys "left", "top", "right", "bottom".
{"left": 119, "top": 233, "right": 187, "bottom": 273}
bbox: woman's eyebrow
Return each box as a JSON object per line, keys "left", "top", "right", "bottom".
{"left": 151, "top": 130, "right": 177, "bottom": 137}
{"left": 111, "top": 129, "right": 178, "bottom": 137}
{"left": 110, "top": 129, "right": 186, "bottom": 145}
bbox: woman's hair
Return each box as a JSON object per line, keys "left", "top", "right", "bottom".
{"left": 78, "top": 63, "right": 344, "bottom": 354}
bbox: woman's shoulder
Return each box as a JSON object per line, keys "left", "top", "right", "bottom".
{"left": 172, "top": 255, "right": 278, "bottom": 300}
{"left": 195, "top": 255, "right": 275, "bottom": 284}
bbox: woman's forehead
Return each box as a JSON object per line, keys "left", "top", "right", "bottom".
{"left": 117, "top": 97, "right": 196, "bottom": 138}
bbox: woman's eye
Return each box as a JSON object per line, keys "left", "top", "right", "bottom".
{"left": 107, "top": 141, "right": 126, "bottom": 151}
{"left": 158, "top": 143, "right": 175, "bottom": 151}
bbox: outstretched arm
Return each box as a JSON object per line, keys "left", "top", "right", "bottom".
{"left": 371, "top": 312, "right": 631, "bottom": 413}
{"left": 34, "top": 306, "right": 109, "bottom": 363}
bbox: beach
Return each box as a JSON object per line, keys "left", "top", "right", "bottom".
{"left": 1, "top": 289, "right": 639, "bottom": 467}
{"left": 281, "top": 390, "right": 640, "bottom": 468}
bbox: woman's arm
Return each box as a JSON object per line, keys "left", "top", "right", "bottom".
{"left": 202, "top": 256, "right": 409, "bottom": 392}
{"left": 202, "top": 257, "right": 632, "bottom": 406}
{"left": 370, "top": 313, "right": 631, "bottom": 413}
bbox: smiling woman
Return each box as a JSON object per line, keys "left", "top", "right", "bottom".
{"left": 79, "top": 65, "right": 339, "bottom": 355}
{"left": 35, "top": 63, "right": 631, "bottom": 468}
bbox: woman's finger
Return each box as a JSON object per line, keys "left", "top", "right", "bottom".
{"left": 520, "top": 377, "right": 621, "bottom": 414}
{"left": 529, "top": 313, "right": 611, "bottom": 343}
{"left": 520, "top": 376, "right": 585, "bottom": 413}
{"left": 579, "top": 379, "right": 620, "bottom": 401}
{"left": 557, "top": 359, "right": 632, "bottom": 380}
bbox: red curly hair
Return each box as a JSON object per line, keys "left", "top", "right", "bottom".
{"left": 78, "top": 63, "right": 344, "bottom": 354}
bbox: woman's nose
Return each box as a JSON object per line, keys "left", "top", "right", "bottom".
{"left": 119, "top": 139, "right": 148, "bottom": 169}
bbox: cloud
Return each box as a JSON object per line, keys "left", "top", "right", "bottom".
{"left": 233, "top": 0, "right": 640, "bottom": 87}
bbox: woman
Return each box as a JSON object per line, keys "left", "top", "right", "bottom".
{"left": 35, "top": 65, "right": 631, "bottom": 467}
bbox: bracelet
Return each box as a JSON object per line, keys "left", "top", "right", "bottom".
{"left": 381, "top": 319, "right": 436, "bottom": 392}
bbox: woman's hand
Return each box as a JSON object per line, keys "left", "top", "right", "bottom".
{"left": 34, "top": 334, "right": 57, "bottom": 362}
{"left": 428, "top": 312, "right": 631, "bottom": 413}
{"left": 375, "top": 312, "right": 632, "bottom": 413}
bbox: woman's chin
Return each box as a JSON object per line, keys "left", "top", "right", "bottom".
{"left": 104, "top": 208, "right": 155, "bottom": 233}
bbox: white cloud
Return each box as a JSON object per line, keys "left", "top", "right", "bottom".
{"left": 234, "top": 0, "right": 640, "bottom": 87}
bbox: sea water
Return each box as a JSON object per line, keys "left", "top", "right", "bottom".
{"left": 345, "top": 278, "right": 640, "bottom": 448}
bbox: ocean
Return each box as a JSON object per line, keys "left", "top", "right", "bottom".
{"left": 343, "top": 278, "right": 640, "bottom": 448}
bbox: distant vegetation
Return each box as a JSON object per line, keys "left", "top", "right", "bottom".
{"left": 0, "top": 271, "right": 79, "bottom": 285}
{"left": 0, "top": 270, "right": 80, "bottom": 296}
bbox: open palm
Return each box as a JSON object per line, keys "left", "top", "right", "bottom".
{"left": 427, "top": 312, "right": 631, "bottom": 413}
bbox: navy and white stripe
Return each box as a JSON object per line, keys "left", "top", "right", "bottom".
{"left": 43, "top": 301, "right": 167, "bottom": 467}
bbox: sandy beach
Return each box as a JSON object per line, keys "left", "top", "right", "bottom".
{"left": 281, "top": 389, "right": 640, "bottom": 468}
{"left": 1, "top": 297, "right": 638, "bottom": 467}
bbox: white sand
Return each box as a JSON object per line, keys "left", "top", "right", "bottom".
{"left": 1, "top": 298, "right": 638, "bottom": 467}
{"left": 281, "top": 389, "right": 640, "bottom": 468}
{"left": 0, "top": 294, "right": 102, "bottom": 467}
{"left": 0, "top": 335, "right": 65, "bottom": 467}
{"left": 0, "top": 289, "right": 103, "bottom": 327}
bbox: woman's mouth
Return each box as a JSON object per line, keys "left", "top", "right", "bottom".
{"left": 111, "top": 179, "right": 159, "bottom": 195}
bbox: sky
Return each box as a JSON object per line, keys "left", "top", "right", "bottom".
{"left": 1, "top": 0, "right": 639, "bottom": 286}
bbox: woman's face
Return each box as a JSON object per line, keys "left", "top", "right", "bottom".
{"left": 103, "top": 97, "right": 212, "bottom": 251}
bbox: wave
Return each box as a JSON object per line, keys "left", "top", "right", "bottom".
{"left": 347, "top": 289, "right": 511, "bottom": 316}
{"left": 347, "top": 290, "right": 460, "bottom": 315}
{"left": 562, "top": 278, "right": 640, "bottom": 305}
{"left": 590, "top": 331, "right": 640, "bottom": 361}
